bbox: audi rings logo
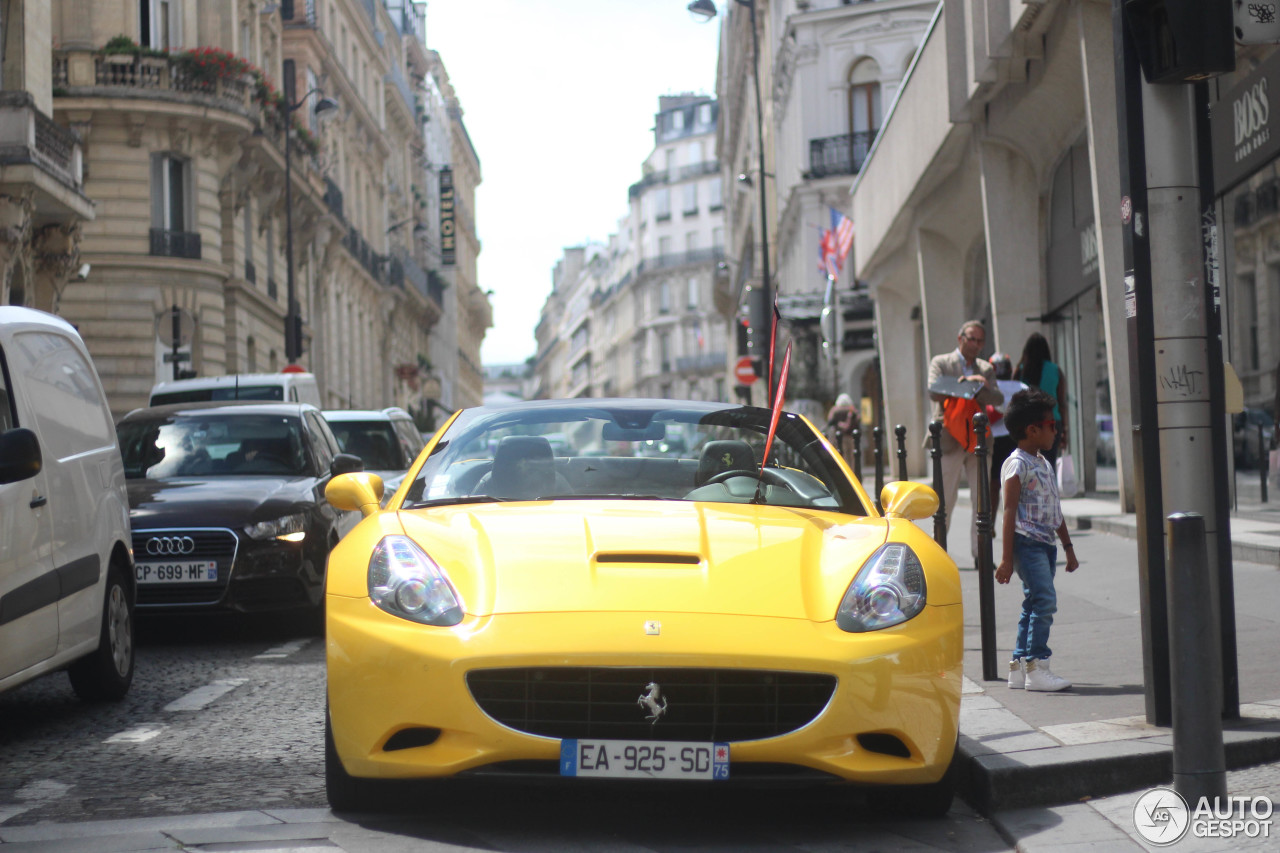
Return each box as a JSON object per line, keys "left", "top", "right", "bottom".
{"left": 146, "top": 535, "right": 196, "bottom": 556}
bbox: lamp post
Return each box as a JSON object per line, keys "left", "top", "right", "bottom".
{"left": 689, "top": 0, "right": 773, "bottom": 396}
{"left": 281, "top": 85, "right": 338, "bottom": 363}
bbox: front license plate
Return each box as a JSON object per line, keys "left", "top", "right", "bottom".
{"left": 136, "top": 561, "right": 218, "bottom": 584}
{"left": 560, "top": 739, "right": 729, "bottom": 780}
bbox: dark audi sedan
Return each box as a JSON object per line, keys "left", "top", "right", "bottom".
{"left": 116, "top": 402, "right": 361, "bottom": 613}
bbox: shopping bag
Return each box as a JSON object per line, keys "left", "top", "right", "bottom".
{"left": 1056, "top": 451, "right": 1080, "bottom": 498}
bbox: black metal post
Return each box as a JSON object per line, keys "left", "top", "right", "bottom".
{"left": 973, "top": 412, "right": 998, "bottom": 681}
{"left": 170, "top": 305, "right": 180, "bottom": 381}
{"left": 1260, "top": 423, "right": 1268, "bottom": 504}
{"left": 1166, "top": 513, "right": 1226, "bottom": 806}
{"left": 930, "top": 421, "right": 947, "bottom": 549}
{"left": 851, "top": 427, "right": 862, "bottom": 483}
{"left": 834, "top": 426, "right": 844, "bottom": 466}
{"left": 872, "top": 426, "right": 885, "bottom": 515}
{"left": 894, "top": 424, "right": 908, "bottom": 482}
{"left": 282, "top": 96, "right": 299, "bottom": 364}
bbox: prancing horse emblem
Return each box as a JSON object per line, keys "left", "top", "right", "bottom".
{"left": 637, "top": 682, "right": 668, "bottom": 725}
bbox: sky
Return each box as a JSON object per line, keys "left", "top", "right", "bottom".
{"left": 426, "top": 0, "right": 724, "bottom": 366}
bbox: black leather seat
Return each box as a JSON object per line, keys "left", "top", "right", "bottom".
{"left": 473, "top": 436, "right": 574, "bottom": 500}
{"left": 695, "top": 440, "right": 756, "bottom": 486}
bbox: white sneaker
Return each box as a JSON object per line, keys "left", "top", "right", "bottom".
{"left": 1025, "top": 658, "right": 1072, "bottom": 692}
{"left": 1008, "top": 659, "right": 1025, "bottom": 689}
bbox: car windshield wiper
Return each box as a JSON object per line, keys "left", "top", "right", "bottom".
{"left": 554, "top": 494, "right": 670, "bottom": 501}
{"left": 404, "top": 495, "right": 510, "bottom": 509}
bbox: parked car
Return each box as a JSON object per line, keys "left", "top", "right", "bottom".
{"left": 323, "top": 398, "right": 962, "bottom": 816}
{"left": 116, "top": 402, "right": 361, "bottom": 614}
{"left": 1233, "top": 407, "right": 1274, "bottom": 470}
{"left": 322, "top": 407, "right": 425, "bottom": 498}
{"left": 1096, "top": 413, "right": 1115, "bottom": 466}
{"left": 149, "top": 371, "right": 322, "bottom": 408}
{"left": 0, "top": 307, "right": 135, "bottom": 700}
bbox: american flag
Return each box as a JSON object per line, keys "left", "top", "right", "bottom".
{"left": 818, "top": 207, "right": 855, "bottom": 279}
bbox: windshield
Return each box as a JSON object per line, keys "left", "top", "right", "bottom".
{"left": 118, "top": 414, "right": 310, "bottom": 479}
{"left": 402, "top": 402, "right": 867, "bottom": 515}
{"left": 151, "top": 385, "right": 285, "bottom": 405}
{"left": 329, "top": 421, "right": 408, "bottom": 470}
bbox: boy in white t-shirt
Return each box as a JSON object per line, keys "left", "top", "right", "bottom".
{"left": 995, "top": 388, "right": 1079, "bottom": 692}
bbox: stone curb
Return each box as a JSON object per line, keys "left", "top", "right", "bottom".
{"left": 956, "top": 718, "right": 1280, "bottom": 815}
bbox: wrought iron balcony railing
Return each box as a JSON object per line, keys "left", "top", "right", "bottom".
{"left": 807, "top": 130, "right": 877, "bottom": 179}
{"left": 150, "top": 228, "right": 202, "bottom": 259}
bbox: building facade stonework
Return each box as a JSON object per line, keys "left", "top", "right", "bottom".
{"left": 36, "top": 0, "right": 487, "bottom": 419}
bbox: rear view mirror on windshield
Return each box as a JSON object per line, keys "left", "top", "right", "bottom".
{"left": 602, "top": 422, "right": 665, "bottom": 442}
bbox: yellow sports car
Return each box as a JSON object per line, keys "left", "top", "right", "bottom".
{"left": 324, "top": 399, "right": 962, "bottom": 815}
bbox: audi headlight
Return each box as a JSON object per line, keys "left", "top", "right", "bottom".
{"left": 836, "top": 543, "right": 927, "bottom": 632}
{"left": 368, "top": 535, "right": 464, "bottom": 626}
{"left": 244, "top": 512, "right": 308, "bottom": 542}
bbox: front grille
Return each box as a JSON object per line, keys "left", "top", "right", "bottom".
{"left": 132, "top": 528, "right": 238, "bottom": 606}
{"left": 466, "top": 667, "right": 837, "bottom": 743}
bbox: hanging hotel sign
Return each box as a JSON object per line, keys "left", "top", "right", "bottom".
{"left": 1212, "top": 49, "right": 1280, "bottom": 196}
{"left": 439, "top": 166, "right": 456, "bottom": 266}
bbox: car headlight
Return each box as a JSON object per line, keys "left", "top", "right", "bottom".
{"left": 368, "top": 535, "right": 464, "bottom": 626}
{"left": 244, "top": 512, "right": 308, "bottom": 542}
{"left": 836, "top": 543, "right": 927, "bottom": 632}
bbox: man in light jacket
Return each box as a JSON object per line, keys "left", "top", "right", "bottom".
{"left": 927, "top": 319, "right": 1004, "bottom": 562}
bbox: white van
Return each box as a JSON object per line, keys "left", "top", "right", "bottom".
{"left": 149, "top": 371, "right": 322, "bottom": 408}
{"left": 0, "top": 307, "right": 135, "bottom": 700}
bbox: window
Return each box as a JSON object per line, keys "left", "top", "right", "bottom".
{"left": 654, "top": 188, "right": 671, "bottom": 221}
{"left": 709, "top": 177, "right": 723, "bottom": 210}
{"left": 683, "top": 182, "right": 698, "bottom": 214}
{"left": 686, "top": 233, "right": 699, "bottom": 254}
{"left": 671, "top": 110, "right": 684, "bottom": 130}
{"left": 151, "top": 154, "right": 199, "bottom": 258}
{"left": 712, "top": 226, "right": 724, "bottom": 248}
{"left": 13, "top": 331, "right": 114, "bottom": 458}
{"left": 699, "top": 103, "right": 713, "bottom": 126}
{"left": 687, "top": 276, "right": 699, "bottom": 309}
{"left": 849, "top": 58, "right": 882, "bottom": 137}
{"left": 151, "top": 154, "right": 190, "bottom": 233}
{"left": 0, "top": 344, "right": 13, "bottom": 432}
{"left": 658, "top": 235, "right": 672, "bottom": 258}
{"left": 659, "top": 331, "right": 671, "bottom": 370}
{"left": 242, "top": 200, "right": 254, "bottom": 281}
{"left": 664, "top": 149, "right": 676, "bottom": 177}
{"left": 688, "top": 141, "right": 703, "bottom": 165}
{"left": 306, "top": 67, "right": 320, "bottom": 132}
{"left": 140, "top": 0, "right": 181, "bottom": 51}
{"left": 659, "top": 281, "right": 671, "bottom": 314}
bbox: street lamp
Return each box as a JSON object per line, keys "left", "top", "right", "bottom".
{"left": 689, "top": 0, "right": 774, "bottom": 394}
{"left": 282, "top": 88, "right": 339, "bottom": 364}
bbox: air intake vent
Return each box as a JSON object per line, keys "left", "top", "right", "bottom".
{"left": 595, "top": 553, "right": 700, "bottom": 565}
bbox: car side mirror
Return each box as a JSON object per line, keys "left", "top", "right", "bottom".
{"left": 330, "top": 453, "right": 364, "bottom": 477}
{"left": 0, "top": 428, "right": 42, "bottom": 485}
{"left": 326, "top": 472, "right": 384, "bottom": 517}
{"left": 881, "top": 481, "right": 940, "bottom": 521}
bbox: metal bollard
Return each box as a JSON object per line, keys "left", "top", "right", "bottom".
{"left": 873, "top": 426, "right": 885, "bottom": 515}
{"left": 1166, "top": 513, "right": 1227, "bottom": 807}
{"left": 1260, "top": 423, "right": 1268, "bottom": 504}
{"left": 973, "top": 412, "right": 998, "bottom": 682}
{"left": 851, "top": 427, "right": 862, "bottom": 483}
{"left": 895, "top": 424, "right": 908, "bottom": 483}
{"left": 930, "top": 421, "right": 947, "bottom": 549}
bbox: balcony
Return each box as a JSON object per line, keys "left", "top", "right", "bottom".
{"left": 0, "top": 92, "right": 90, "bottom": 215}
{"left": 807, "top": 130, "right": 877, "bottom": 179}
{"left": 636, "top": 247, "right": 725, "bottom": 274}
{"left": 150, "top": 228, "right": 201, "bottom": 259}
{"left": 675, "top": 352, "right": 726, "bottom": 372}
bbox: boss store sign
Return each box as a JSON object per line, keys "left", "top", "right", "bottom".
{"left": 1212, "top": 48, "right": 1280, "bottom": 195}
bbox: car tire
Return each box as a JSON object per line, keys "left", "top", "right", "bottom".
{"left": 865, "top": 740, "right": 958, "bottom": 819}
{"left": 68, "top": 560, "right": 135, "bottom": 701}
{"left": 325, "top": 708, "right": 376, "bottom": 812}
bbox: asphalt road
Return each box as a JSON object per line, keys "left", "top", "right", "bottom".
{"left": 0, "top": 612, "right": 1016, "bottom": 851}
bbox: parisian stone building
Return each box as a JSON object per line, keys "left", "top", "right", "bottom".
{"left": 532, "top": 94, "right": 732, "bottom": 403}
{"left": 33, "top": 0, "right": 487, "bottom": 419}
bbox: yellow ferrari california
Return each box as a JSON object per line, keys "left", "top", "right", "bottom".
{"left": 324, "top": 398, "right": 963, "bottom": 815}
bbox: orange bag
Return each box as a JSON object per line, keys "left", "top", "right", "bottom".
{"left": 943, "top": 395, "right": 982, "bottom": 453}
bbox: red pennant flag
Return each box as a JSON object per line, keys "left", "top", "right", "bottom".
{"left": 760, "top": 340, "right": 792, "bottom": 476}
{"left": 767, "top": 297, "right": 781, "bottom": 404}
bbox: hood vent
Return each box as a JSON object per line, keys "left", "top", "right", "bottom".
{"left": 595, "top": 553, "right": 700, "bottom": 565}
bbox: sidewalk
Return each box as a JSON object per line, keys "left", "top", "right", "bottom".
{"left": 947, "top": 479, "right": 1280, "bottom": 850}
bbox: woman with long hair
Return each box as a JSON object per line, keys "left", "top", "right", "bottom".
{"left": 1014, "top": 332, "right": 1067, "bottom": 464}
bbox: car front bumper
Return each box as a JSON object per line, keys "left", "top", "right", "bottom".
{"left": 327, "top": 598, "right": 963, "bottom": 786}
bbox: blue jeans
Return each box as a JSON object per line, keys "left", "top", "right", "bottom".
{"left": 1011, "top": 534, "right": 1058, "bottom": 661}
